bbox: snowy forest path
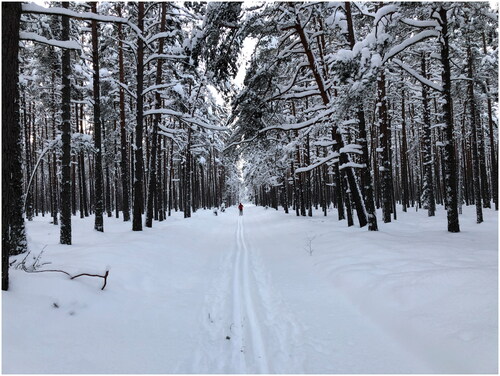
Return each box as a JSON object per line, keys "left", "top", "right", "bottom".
{"left": 188, "top": 210, "right": 306, "bottom": 373}
{"left": 6, "top": 207, "right": 496, "bottom": 373}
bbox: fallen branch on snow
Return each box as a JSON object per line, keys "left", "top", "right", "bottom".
{"left": 14, "top": 246, "right": 109, "bottom": 290}
{"left": 23, "top": 268, "right": 110, "bottom": 290}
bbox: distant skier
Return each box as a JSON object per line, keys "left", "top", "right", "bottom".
{"left": 238, "top": 202, "right": 244, "bottom": 216}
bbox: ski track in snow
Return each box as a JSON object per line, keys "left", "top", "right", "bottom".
{"left": 5, "top": 206, "right": 496, "bottom": 373}
{"left": 189, "top": 216, "right": 305, "bottom": 373}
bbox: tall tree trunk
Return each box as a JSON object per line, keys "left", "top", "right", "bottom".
{"left": 400, "top": 92, "right": 409, "bottom": 212}
{"left": 78, "top": 102, "right": 89, "bottom": 217}
{"left": 91, "top": 2, "right": 104, "bottom": 232}
{"left": 421, "top": 53, "right": 436, "bottom": 216}
{"left": 23, "top": 93, "right": 34, "bottom": 221}
{"left": 345, "top": 1, "right": 378, "bottom": 230}
{"left": 482, "top": 32, "right": 498, "bottom": 210}
{"left": 438, "top": 7, "right": 460, "bottom": 232}
{"left": 146, "top": 3, "right": 167, "bottom": 228}
{"left": 3, "top": 2, "right": 27, "bottom": 290}
{"left": 60, "top": 1, "right": 72, "bottom": 244}
{"left": 306, "top": 134, "right": 313, "bottom": 216}
{"left": 51, "top": 71, "right": 59, "bottom": 226}
{"left": 184, "top": 128, "right": 192, "bottom": 218}
{"left": 157, "top": 136, "right": 165, "bottom": 221}
{"left": 133, "top": 2, "right": 145, "bottom": 231}
{"left": 117, "top": 7, "right": 130, "bottom": 222}
{"left": 377, "top": 69, "right": 392, "bottom": 223}
{"left": 466, "top": 38, "right": 483, "bottom": 224}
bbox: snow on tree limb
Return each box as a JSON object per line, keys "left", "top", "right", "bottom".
{"left": 144, "top": 53, "right": 189, "bottom": 65}
{"left": 116, "top": 81, "right": 137, "bottom": 99}
{"left": 146, "top": 31, "right": 177, "bottom": 44}
{"left": 393, "top": 58, "right": 443, "bottom": 92}
{"left": 382, "top": 30, "right": 440, "bottom": 64}
{"left": 400, "top": 18, "right": 439, "bottom": 28}
{"left": 267, "top": 62, "right": 309, "bottom": 101}
{"left": 339, "top": 162, "right": 366, "bottom": 170}
{"left": 22, "top": 3, "right": 147, "bottom": 45}
{"left": 339, "top": 144, "right": 364, "bottom": 155}
{"left": 260, "top": 107, "right": 336, "bottom": 133}
{"left": 295, "top": 152, "right": 339, "bottom": 174}
{"left": 144, "top": 108, "right": 187, "bottom": 118}
{"left": 374, "top": 4, "right": 398, "bottom": 26}
{"left": 276, "top": 89, "right": 322, "bottom": 101}
{"left": 185, "top": 116, "right": 229, "bottom": 132}
{"left": 22, "top": 3, "right": 129, "bottom": 23}
{"left": 20, "top": 32, "right": 81, "bottom": 50}
{"left": 144, "top": 109, "right": 229, "bottom": 132}
{"left": 223, "top": 135, "right": 260, "bottom": 151}
{"left": 142, "top": 83, "right": 177, "bottom": 96}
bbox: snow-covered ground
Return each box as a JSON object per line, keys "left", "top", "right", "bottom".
{"left": 3, "top": 204, "right": 497, "bottom": 373}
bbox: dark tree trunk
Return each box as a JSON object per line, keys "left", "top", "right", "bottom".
{"left": 377, "top": 69, "right": 392, "bottom": 223}
{"left": 345, "top": 1, "right": 377, "bottom": 230}
{"left": 481, "top": 36, "right": 498, "bottom": 210}
{"left": 184, "top": 128, "right": 192, "bottom": 218}
{"left": 76, "top": 110, "right": 85, "bottom": 218}
{"left": 306, "top": 134, "right": 313, "bottom": 216}
{"left": 2, "top": 2, "right": 26, "bottom": 290}
{"left": 332, "top": 127, "right": 345, "bottom": 221}
{"left": 51, "top": 71, "right": 59, "bottom": 226}
{"left": 113, "top": 118, "right": 120, "bottom": 218}
{"left": 91, "top": 2, "right": 104, "bottom": 232}
{"left": 421, "top": 53, "right": 436, "bottom": 216}
{"left": 60, "top": 1, "right": 72, "bottom": 244}
{"left": 23, "top": 93, "right": 34, "bottom": 221}
{"left": 71, "top": 155, "right": 77, "bottom": 216}
{"left": 117, "top": 9, "right": 131, "bottom": 222}
{"left": 146, "top": 2, "right": 167, "bottom": 228}
{"left": 438, "top": 7, "right": 460, "bottom": 232}
{"left": 466, "top": 39, "right": 483, "bottom": 224}
{"left": 78, "top": 102, "right": 89, "bottom": 217}
{"left": 105, "top": 158, "right": 112, "bottom": 217}
{"left": 133, "top": 2, "right": 145, "bottom": 231}
{"left": 342, "top": 171, "right": 354, "bottom": 227}
{"left": 400, "top": 93, "right": 409, "bottom": 212}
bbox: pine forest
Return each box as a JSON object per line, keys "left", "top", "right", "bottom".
{"left": 2, "top": 2, "right": 498, "bottom": 373}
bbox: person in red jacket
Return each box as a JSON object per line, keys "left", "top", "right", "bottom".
{"left": 238, "top": 202, "right": 243, "bottom": 216}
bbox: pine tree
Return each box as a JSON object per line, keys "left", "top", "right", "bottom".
{"left": 133, "top": 2, "right": 145, "bottom": 231}
{"left": 438, "top": 6, "right": 460, "bottom": 233}
{"left": 60, "top": 1, "right": 72, "bottom": 244}
{"left": 2, "top": 2, "right": 27, "bottom": 290}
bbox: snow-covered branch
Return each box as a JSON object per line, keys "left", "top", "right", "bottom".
{"left": 260, "top": 107, "right": 336, "bottom": 133}
{"left": 20, "top": 32, "right": 81, "bottom": 50}
{"left": 295, "top": 152, "right": 339, "bottom": 174}
{"left": 144, "top": 53, "right": 189, "bottom": 65}
{"left": 382, "top": 29, "right": 440, "bottom": 64}
{"left": 144, "top": 109, "right": 229, "bottom": 132}
{"left": 22, "top": 3, "right": 148, "bottom": 46}
{"left": 393, "top": 58, "right": 443, "bottom": 92}
{"left": 22, "top": 3, "right": 129, "bottom": 24}
{"left": 400, "top": 18, "right": 439, "bottom": 28}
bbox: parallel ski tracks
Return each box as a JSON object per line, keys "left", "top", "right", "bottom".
{"left": 231, "top": 216, "right": 270, "bottom": 372}
{"left": 189, "top": 215, "right": 304, "bottom": 373}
